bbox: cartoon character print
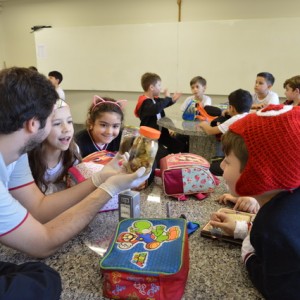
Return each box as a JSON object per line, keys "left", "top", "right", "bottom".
{"left": 117, "top": 232, "right": 139, "bottom": 250}
{"left": 131, "top": 252, "right": 148, "bottom": 268}
{"left": 117, "top": 220, "right": 180, "bottom": 250}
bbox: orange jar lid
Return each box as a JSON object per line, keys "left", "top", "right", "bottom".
{"left": 139, "top": 126, "right": 161, "bottom": 139}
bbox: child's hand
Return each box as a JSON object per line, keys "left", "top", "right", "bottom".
{"left": 172, "top": 92, "right": 182, "bottom": 102}
{"left": 197, "top": 120, "right": 208, "bottom": 129}
{"left": 209, "top": 212, "right": 235, "bottom": 236}
{"left": 233, "top": 197, "right": 259, "bottom": 214}
{"left": 163, "top": 88, "right": 170, "bottom": 97}
{"left": 221, "top": 109, "right": 229, "bottom": 117}
{"left": 169, "top": 129, "right": 176, "bottom": 137}
{"left": 218, "top": 193, "right": 238, "bottom": 205}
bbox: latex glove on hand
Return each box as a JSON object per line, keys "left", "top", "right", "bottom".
{"left": 99, "top": 166, "right": 150, "bottom": 197}
{"left": 91, "top": 152, "right": 129, "bottom": 187}
{"left": 241, "top": 234, "right": 255, "bottom": 264}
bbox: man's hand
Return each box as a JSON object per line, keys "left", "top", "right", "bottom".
{"left": 91, "top": 152, "right": 129, "bottom": 187}
{"left": 99, "top": 167, "right": 150, "bottom": 197}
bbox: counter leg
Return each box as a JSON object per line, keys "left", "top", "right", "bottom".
{"left": 188, "top": 135, "right": 216, "bottom": 161}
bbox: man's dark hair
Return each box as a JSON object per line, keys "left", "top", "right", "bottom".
{"left": 48, "top": 70, "right": 63, "bottom": 84}
{"left": 0, "top": 67, "right": 58, "bottom": 134}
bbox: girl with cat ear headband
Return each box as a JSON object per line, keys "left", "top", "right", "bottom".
{"left": 92, "top": 95, "right": 127, "bottom": 111}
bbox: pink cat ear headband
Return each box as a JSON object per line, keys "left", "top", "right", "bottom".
{"left": 92, "top": 95, "right": 127, "bottom": 111}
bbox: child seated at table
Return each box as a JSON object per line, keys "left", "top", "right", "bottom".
{"left": 75, "top": 95, "right": 126, "bottom": 158}
{"left": 199, "top": 89, "right": 252, "bottom": 174}
{"left": 209, "top": 104, "right": 300, "bottom": 298}
{"left": 252, "top": 72, "right": 279, "bottom": 110}
{"left": 180, "top": 76, "right": 212, "bottom": 111}
{"left": 28, "top": 99, "right": 81, "bottom": 194}
{"left": 134, "top": 72, "right": 188, "bottom": 164}
{"left": 283, "top": 75, "right": 300, "bottom": 106}
{"left": 75, "top": 95, "right": 153, "bottom": 188}
{"left": 181, "top": 75, "right": 222, "bottom": 121}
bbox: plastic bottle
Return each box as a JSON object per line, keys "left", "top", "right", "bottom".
{"left": 119, "top": 125, "right": 140, "bottom": 154}
{"left": 125, "top": 126, "right": 161, "bottom": 173}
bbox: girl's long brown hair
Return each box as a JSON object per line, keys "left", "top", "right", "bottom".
{"left": 28, "top": 138, "right": 82, "bottom": 193}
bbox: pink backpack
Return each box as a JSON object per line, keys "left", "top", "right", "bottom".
{"left": 158, "top": 153, "right": 219, "bottom": 200}
{"left": 67, "top": 151, "right": 118, "bottom": 212}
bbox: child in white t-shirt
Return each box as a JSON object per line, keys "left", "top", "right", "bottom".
{"left": 252, "top": 72, "right": 279, "bottom": 110}
{"left": 48, "top": 70, "right": 66, "bottom": 101}
{"left": 199, "top": 89, "right": 252, "bottom": 156}
{"left": 180, "top": 76, "right": 212, "bottom": 112}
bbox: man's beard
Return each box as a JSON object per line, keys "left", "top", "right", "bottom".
{"left": 19, "top": 127, "right": 48, "bottom": 155}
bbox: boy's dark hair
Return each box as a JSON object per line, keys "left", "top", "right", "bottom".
{"left": 283, "top": 75, "right": 300, "bottom": 90}
{"left": 141, "top": 72, "right": 161, "bottom": 92}
{"left": 28, "top": 66, "right": 38, "bottom": 72}
{"left": 190, "top": 76, "right": 206, "bottom": 87}
{"left": 228, "top": 89, "right": 252, "bottom": 113}
{"left": 221, "top": 130, "right": 248, "bottom": 172}
{"left": 0, "top": 67, "right": 57, "bottom": 134}
{"left": 86, "top": 97, "right": 124, "bottom": 129}
{"left": 48, "top": 70, "right": 63, "bottom": 84}
{"left": 257, "top": 72, "right": 275, "bottom": 86}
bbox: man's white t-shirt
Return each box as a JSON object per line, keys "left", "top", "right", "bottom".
{"left": 0, "top": 153, "right": 33, "bottom": 236}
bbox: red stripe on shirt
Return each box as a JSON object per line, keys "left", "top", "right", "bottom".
{"left": 8, "top": 181, "right": 35, "bottom": 191}
{"left": 0, "top": 212, "right": 29, "bottom": 237}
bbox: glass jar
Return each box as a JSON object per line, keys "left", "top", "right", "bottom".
{"left": 125, "top": 126, "right": 161, "bottom": 173}
{"left": 119, "top": 125, "right": 140, "bottom": 155}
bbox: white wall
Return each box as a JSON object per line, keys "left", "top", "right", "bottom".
{"left": 0, "top": 0, "right": 295, "bottom": 124}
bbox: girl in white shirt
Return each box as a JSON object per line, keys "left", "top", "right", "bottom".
{"left": 28, "top": 100, "right": 81, "bottom": 194}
